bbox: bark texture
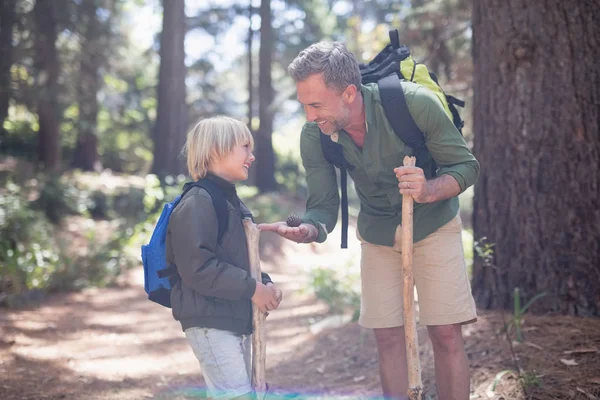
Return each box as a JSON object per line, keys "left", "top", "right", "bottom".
{"left": 151, "top": 0, "right": 187, "bottom": 178}
{"left": 472, "top": 0, "right": 600, "bottom": 315}
{"left": 34, "top": 0, "right": 61, "bottom": 170}
{"left": 255, "top": 0, "right": 277, "bottom": 192}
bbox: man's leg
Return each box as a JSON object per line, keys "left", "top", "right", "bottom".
{"left": 427, "top": 324, "right": 470, "bottom": 400}
{"left": 374, "top": 326, "right": 409, "bottom": 400}
{"left": 413, "top": 214, "right": 476, "bottom": 400}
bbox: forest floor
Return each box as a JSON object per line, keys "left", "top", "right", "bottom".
{"left": 1, "top": 217, "right": 599, "bottom": 400}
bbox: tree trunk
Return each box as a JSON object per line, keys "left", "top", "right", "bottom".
{"left": 151, "top": 0, "right": 187, "bottom": 178}
{"left": 471, "top": 0, "right": 600, "bottom": 316}
{"left": 34, "top": 0, "right": 61, "bottom": 171}
{"left": 247, "top": 2, "right": 254, "bottom": 132}
{"left": 73, "top": 0, "right": 102, "bottom": 171}
{"left": 255, "top": 0, "right": 277, "bottom": 192}
{"left": 0, "top": 0, "right": 16, "bottom": 136}
{"left": 246, "top": 2, "right": 257, "bottom": 186}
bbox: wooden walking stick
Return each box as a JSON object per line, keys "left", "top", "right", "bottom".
{"left": 401, "top": 156, "right": 424, "bottom": 400}
{"left": 242, "top": 218, "right": 267, "bottom": 398}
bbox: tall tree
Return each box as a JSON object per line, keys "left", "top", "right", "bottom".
{"left": 0, "top": 0, "right": 17, "bottom": 136}
{"left": 247, "top": 2, "right": 255, "bottom": 132}
{"left": 33, "top": 0, "right": 61, "bottom": 170}
{"left": 72, "top": 0, "right": 106, "bottom": 171}
{"left": 152, "top": 0, "right": 187, "bottom": 178}
{"left": 471, "top": 1, "right": 600, "bottom": 316}
{"left": 245, "top": 1, "right": 257, "bottom": 186}
{"left": 255, "top": 0, "right": 276, "bottom": 192}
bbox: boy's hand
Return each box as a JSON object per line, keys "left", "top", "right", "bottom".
{"left": 266, "top": 282, "right": 283, "bottom": 308}
{"left": 258, "top": 222, "right": 318, "bottom": 243}
{"left": 251, "top": 282, "right": 280, "bottom": 314}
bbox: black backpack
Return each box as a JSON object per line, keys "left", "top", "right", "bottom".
{"left": 320, "top": 29, "right": 465, "bottom": 248}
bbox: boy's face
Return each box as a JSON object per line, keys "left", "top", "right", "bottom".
{"left": 296, "top": 73, "right": 355, "bottom": 135}
{"left": 211, "top": 141, "right": 255, "bottom": 182}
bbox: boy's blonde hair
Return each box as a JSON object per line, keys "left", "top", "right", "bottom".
{"left": 184, "top": 116, "right": 254, "bottom": 181}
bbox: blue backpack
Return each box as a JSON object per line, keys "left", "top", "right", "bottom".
{"left": 141, "top": 179, "right": 228, "bottom": 308}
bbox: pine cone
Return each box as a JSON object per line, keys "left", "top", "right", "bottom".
{"left": 285, "top": 213, "right": 302, "bottom": 227}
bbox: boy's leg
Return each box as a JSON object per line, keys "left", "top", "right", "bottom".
{"left": 185, "top": 327, "right": 253, "bottom": 400}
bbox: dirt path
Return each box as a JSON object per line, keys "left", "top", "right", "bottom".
{"left": 1, "top": 230, "right": 599, "bottom": 400}
{"left": 0, "top": 230, "right": 403, "bottom": 400}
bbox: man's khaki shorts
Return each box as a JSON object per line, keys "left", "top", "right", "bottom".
{"left": 358, "top": 213, "right": 477, "bottom": 328}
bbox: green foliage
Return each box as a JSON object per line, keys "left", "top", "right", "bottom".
{"left": 274, "top": 151, "right": 307, "bottom": 197}
{"left": 239, "top": 190, "right": 300, "bottom": 224}
{"left": 0, "top": 182, "right": 60, "bottom": 297}
{"left": 309, "top": 262, "right": 361, "bottom": 321}
{"left": 474, "top": 236, "right": 495, "bottom": 268}
{"left": 0, "top": 115, "right": 38, "bottom": 161}
{"left": 488, "top": 368, "right": 541, "bottom": 397}
{"left": 32, "top": 175, "right": 80, "bottom": 224}
{"left": 507, "top": 288, "right": 547, "bottom": 343}
{"left": 0, "top": 170, "right": 170, "bottom": 307}
{"left": 49, "top": 225, "right": 136, "bottom": 292}
{"left": 519, "top": 370, "right": 542, "bottom": 391}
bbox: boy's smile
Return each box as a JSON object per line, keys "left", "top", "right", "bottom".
{"left": 210, "top": 142, "right": 255, "bottom": 182}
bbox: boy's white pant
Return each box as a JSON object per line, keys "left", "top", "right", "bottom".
{"left": 185, "top": 327, "right": 252, "bottom": 399}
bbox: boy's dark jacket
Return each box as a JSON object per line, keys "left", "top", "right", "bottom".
{"left": 166, "top": 173, "right": 272, "bottom": 335}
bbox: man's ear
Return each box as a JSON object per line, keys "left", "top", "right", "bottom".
{"left": 342, "top": 84, "right": 358, "bottom": 103}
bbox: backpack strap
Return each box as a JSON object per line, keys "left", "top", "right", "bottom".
{"left": 340, "top": 166, "right": 348, "bottom": 249}
{"left": 190, "top": 179, "right": 229, "bottom": 242}
{"left": 389, "top": 29, "right": 400, "bottom": 49}
{"left": 319, "top": 133, "right": 352, "bottom": 249}
{"left": 377, "top": 74, "right": 436, "bottom": 177}
{"left": 158, "top": 179, "right": 229, "bottom": 280}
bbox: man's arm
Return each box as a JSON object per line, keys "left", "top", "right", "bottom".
{"left": 395, "top": 86, "right": 480, "bottom": 202}
{"left": 259, "top": 124, "right": 339, "bottom": 243}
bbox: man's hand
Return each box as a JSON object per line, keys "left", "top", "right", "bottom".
{"left": 394, "top": 166, "right": 461, "bottom": 203}
{"left": 257, "top": 222, "right": 318, "bottom": 244}
{"left": 252, "top": 282, "right": 281, "bottom": 314}
{"left": 394, "top": 166, "right": 431, "bottom": 203}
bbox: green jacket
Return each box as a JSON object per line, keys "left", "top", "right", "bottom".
{"left": 300, "top": 81, "right": 479, "bottom": 247}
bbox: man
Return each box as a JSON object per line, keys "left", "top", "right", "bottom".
{"left": 259, "top": 41, "right": 479, "bottom": 400}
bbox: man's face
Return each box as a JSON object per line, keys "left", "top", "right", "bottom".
{"left": 296, "top": 73, "right": 353, "bottom": 135}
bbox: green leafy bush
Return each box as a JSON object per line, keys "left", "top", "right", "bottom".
{"left": 32, "top": 175, "right": 80, "bottom": 224}
{"left": 309, "top": 261, "right": 361, "bottom": 321}
{"left": 0, "top": 182, "right": 60, "bottom": 298}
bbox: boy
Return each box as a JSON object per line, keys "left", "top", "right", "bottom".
{"left": 166, "top": 116, "right": 282, "bottom": 399}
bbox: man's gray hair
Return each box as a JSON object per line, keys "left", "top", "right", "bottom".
{"left": 288, "top": 42, "right": 361, "bottom": 93}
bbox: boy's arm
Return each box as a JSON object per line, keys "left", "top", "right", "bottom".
{"left": 169, "top": 193, "right": 256, "bottom": 301}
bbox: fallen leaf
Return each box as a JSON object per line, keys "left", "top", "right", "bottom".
{"left": 590, "top": 378, "right": 600, "bottom": 385}
{"left": 316, "top": 366, "right": 324, "bottom": 374}
{"left": 564, "top": 347, "right": 598, "bottom": 355}
{"left": 560, "top": 358, "right": 579, "bottom": 366}
{"left": 523, "top": 341, "right": 543, "bottom": 350}
{"left": 353, "top": 376, "right": 365, "bottom": 382}
{"left": 577, "top": 387, "right": 599, "bottom": 399}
